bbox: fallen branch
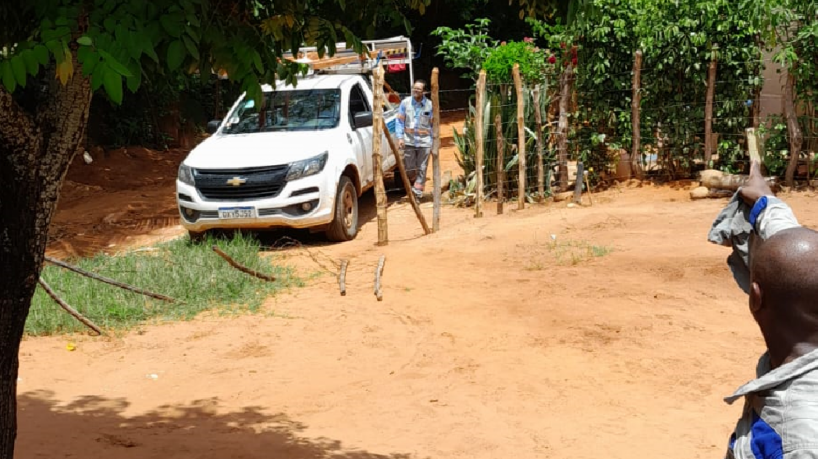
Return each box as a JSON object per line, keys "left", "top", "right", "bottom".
{"left": 38, "top": 277, "right": 104, "bottom": 336}
{"left": 339, "top": 259, "right": 349, "bottom": 296}
{"left": 374, "top": 255, "right": 386, "bottom": 302}
{"left": 45, "top": 256, "right": 176, "bottom": 303}
{"left": 212, "top": 246, "right": 276, "bottom": 282}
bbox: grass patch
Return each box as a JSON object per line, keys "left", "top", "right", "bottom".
{"left": 522, "top": 237, "right": 613, "bottom": 269}
{"left": 548, "top": 239, "right": 613, "bottom": 266}
{"left": 27, "top": 232, "right": 302, "bottom": 336}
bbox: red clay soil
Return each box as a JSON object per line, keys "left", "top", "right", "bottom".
{"left": 20, "top": 113, "right": 818, "bottom": 458}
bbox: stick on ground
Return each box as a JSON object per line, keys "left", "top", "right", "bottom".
{"left": 212, "top": 246, "right": 276, "bottom": 282}
{"left": 374, "top": 255, "right": 386, "bottom": 301}
{"left": 45, "top": 256, "right": 176, "bottom": 303}
{"left": 339, "top": 259, "right": 349, "bottom": 296}
{"left": 38, "top": 278, "right": 104, "bottom": 336}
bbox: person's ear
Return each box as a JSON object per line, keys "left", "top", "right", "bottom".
{"left": 750, "top": 282, "right": 763, "bottom": 314}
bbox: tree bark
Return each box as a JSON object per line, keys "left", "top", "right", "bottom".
{"left": 0, "top": 50, "right": 92, "bottom": 458}
{"left": 783, "top": 71, "right": 802, "bottom": 188}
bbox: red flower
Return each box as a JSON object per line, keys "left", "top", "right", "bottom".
{"left": 548, "top": 55, "right": 556, "bottom": 64}
{"left": 560, "top": 42, "right": 566, "bottom": 49}
{"left": 571, "top": 57, "right": 578, "bottom": 66}
{"left": 500, "top": 41, "right": 507, "bottom": 46}
{"left": 523, "top": 37, "right": 533, "bottom": 43}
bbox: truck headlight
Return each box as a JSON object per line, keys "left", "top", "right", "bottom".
{"left": 178, "top": 164, "right": 195, "bottom": 186}
{"left": 286, "top": 151, "right": 328, "bottom": 181}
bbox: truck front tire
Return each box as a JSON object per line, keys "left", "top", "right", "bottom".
{"left": 326, "top": 176, "right": 359, "bottom": 242}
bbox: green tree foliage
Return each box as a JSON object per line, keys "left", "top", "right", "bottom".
{"left": 526, "top": 0, "right": 769, "bottom": 178}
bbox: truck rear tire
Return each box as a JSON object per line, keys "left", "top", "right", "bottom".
{"left": 326, "top": 176, "right": 359, "bottom": 242}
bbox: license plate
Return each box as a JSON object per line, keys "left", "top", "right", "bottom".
{"left": 218, "top": 207, "right": 256, "bottom": 219}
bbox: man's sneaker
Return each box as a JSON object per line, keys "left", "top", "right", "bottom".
{"left": 412, "top": 188, "right": 423, "bottom": 204}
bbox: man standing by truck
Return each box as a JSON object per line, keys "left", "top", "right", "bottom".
{"left": 396, "top": 79, "right": 434, "bottom": 202}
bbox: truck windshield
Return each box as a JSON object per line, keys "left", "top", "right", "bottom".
{"left": 222, "top": 89, "right": 341, "bottom": 134}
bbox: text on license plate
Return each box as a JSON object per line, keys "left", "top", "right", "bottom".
{"left": 218, "top": 207, "right": 256, "bottom": 219}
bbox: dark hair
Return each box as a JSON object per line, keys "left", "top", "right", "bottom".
{"left": 414, "top": 79, "right": 427, "bottom": 90}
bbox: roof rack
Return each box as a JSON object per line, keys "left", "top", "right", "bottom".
{"left": 283, "top": 36, "right": 415, "bottom": 85}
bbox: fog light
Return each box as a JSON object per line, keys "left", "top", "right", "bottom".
{"left": 301, "top": 202, "right": 313, "bottom": 211}
{"left": 185, "top": 208, "right": 195, "bottom": 217}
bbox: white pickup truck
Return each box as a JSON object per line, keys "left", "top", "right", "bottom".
{"left": 176, "top": 50, "right": 408, "bottom": 241}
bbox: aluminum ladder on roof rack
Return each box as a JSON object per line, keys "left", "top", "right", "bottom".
{"left": 282, "top": 36, "right": 414, "bottom": 88}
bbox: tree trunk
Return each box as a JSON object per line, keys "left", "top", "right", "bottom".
{"left": 783, "top": 71, "right": 802, "bottom": 188}
{"left": 0, "top": 53, "right": 91, "bottom": 458}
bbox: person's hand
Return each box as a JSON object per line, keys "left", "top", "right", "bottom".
{"left": 398, "top": 139, "right": 405, "bottom": 149}
{"left": 739, "top": 160, "right": 774, "bottom": 206}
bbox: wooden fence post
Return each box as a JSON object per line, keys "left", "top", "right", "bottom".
{"left": 372, "top": 65, "right": 388, "bottom": 245}
{"left": 495, "top": 114, "right": 505, "bottom": 215}
{"left": 573, "top": 161, "right": 584, "bottom": 204}
{"left": 533, "top": 84, "right": 545, "bottom": 201}
{"left": 557, "top": 64, "right": 574, "bottom": 191}
{"left": 704, "top": 45, "right": 718, "bottom": 167}
{"left": 431, "top": 68, "right": 442, "bottom": 232}
{"left": 475, "top": 70, "right": 486, "bottom": 218}
{"left": 631, "top": 50, "right": 643, "bottom": 178}
{"left": 513, "top": 64, "right": 526, "bottom": 210}
{"left": 746, "top": 128, "right": 761, "bottom": 164}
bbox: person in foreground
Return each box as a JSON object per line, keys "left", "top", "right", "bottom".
{"left": 722, "top": 161, "right": 818, "bottom": 459}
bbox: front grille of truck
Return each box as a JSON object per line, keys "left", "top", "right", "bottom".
{"left": 194, "top": 165, "right": 289, "bottom": 200}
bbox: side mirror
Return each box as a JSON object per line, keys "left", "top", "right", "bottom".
{"left": 206, "top": 119, "right": 222, "bottom": 134}
{"left": 353, "top": 111, "right": 373, "bottom": 129}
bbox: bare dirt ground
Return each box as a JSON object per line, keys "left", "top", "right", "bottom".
{"left": 18, "top": 113, "right": 818, "bottom": 458}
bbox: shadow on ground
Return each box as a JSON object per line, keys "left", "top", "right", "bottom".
{"left": 17, "top": 390, "right": 414, "bottom": 459}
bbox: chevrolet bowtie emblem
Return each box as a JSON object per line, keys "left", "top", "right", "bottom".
{"left": 226, "top": 176, "right": 247, "bottom": 186}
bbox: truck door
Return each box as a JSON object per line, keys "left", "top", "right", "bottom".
{"left": 348, "top": 83, "right": 374, "bottom": 186}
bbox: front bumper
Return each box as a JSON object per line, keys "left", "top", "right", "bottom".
{"left": 176, "top": 173, "right": 335, "bottom": 232}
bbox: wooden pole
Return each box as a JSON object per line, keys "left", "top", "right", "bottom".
{"left": 212, "top": 246, "right": 276, "bottom": 282}
{"left": 557, "top": 64, "right": 574, "bottom": 190}
{"left": 374, "top": 255, "right": 386, "bottom": 301}
{"left": 573, "top": 161, "right": 584, "bottom": 204}
{"left": 546, "top": 91, "right": 557, "bottom": 195}
{"left": 584, "top": 170, "right": 593, "bottom": 206}
{"left": 475, "top": 70, "right": 486, "bottom": 218}
{"left": 512, "top": 64, "right": 526, "bottom": 210}
{"left": 382, "top": 118, "right": 431, "bottom": 235}
{"left": 704, "top": 45, "right": 718, "bottom": 167}
{"left": 38, "top": 278, "right": 104, "bottom": 336}
{"left": 45, "top": 256, "right": 176, "bottom": 303}
{"left": 373, "top": 65, "right": 389, "bottom": 245}
{"left": 495, "top": 114, "right": 505, "bottom": 214}
{"left": 431, "top": 68, "right": 442, "bottom": 232}
{"left": 631, "top": 50, "right": 643, "bottom": 179}
{"left": 338, "top": 259, "right": 348, "bottom": 296}
{"left": 746, "top": 128, "right": 762, "bottom": 164}
{"left": 533, "top": 84, "right": 545, "bottom": 201}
